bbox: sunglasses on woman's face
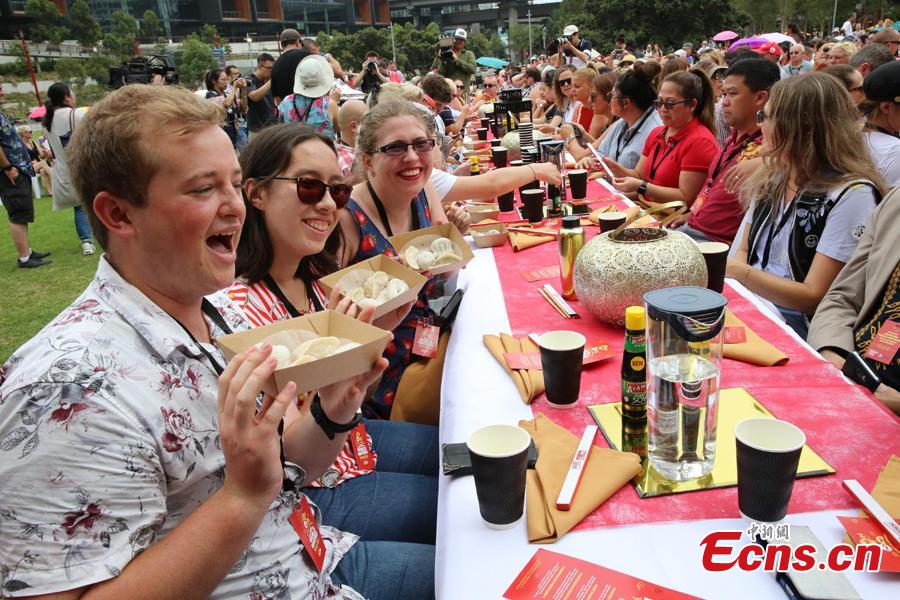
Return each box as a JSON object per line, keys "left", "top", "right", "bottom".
{"left": 270, "top": 176, "right": 352, "bottom": 209}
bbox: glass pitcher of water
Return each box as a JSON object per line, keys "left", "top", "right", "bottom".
{"left": 644, "top": 287, "right": 727, "bottom": 481}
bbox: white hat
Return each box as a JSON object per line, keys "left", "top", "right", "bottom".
{"left": 454, "top": 28, "right": 467, "bottom": 40}
{"left": 293, "top": 54, "right": 334, "bottom": 98}
{"left": 563, "top": 25, "right": 579, "bottom": 37}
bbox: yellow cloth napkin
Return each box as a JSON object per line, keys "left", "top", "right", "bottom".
{"left": 723, "top": 309, "right": 789, "bottom": 366}
{"left": 483, "top": 334, "right": 545, "bottom": 403}
{"left": 519, "top": 415, "right": 642, "bottom": 543}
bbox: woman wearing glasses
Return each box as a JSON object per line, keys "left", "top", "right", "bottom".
{"left": 573, "top": 62, "right": 661, "bottom": 169}
{"left": 227, "top": 123, "right": 439, "bottom": 550}
{"left": 725, "top": 74, "right": 885, "bottom": 339}
{"left": 606, "top": 69, "right": 718, "bottom": 206}
{"left": 338, "top": 100, "right": 454, "bottom": 419}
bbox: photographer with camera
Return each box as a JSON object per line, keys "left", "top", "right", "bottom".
{"left": 352, "top": 51, "right": 389, "bottom": 96}
{"left": 550, "top": 25, "right": 593, "bottom": 69}
{"left": 432, "top": 29, "right": 477, "bottom": 91}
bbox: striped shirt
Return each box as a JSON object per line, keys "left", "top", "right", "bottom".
{"left": 225, "top": 278, "right": 376, "bottom": 488}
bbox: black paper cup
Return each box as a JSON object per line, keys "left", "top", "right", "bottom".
{"left": 735, "top": 418, "right": 805, "bottom": 523}
{"left": 476, "top": 127, "right": 488, "bottom": 141}
{"left": 491, "top": 146, "right": 508, "bottom": 168}
{"left": 598, "top": 211, "right": 627, "bottom": 233}
{"left": 490, "top": 139, "right": 502, "bottom": 148}
{"left": 467, "top": 424, "right": 532, "bottom": 529}
{"left": 568, "top": 169, "right": 588, "bottom": 199}
{"left": 498, "top": 191, "right": 516, "bottom": 212}
{"left": 698, "top": 241, "right": 730, "bottom": 294}
{"left": 480, "top": 117, "right": 491, "bottom": 130}
{"left": 520, "top": 188, "right": 545, "bottom": 223}
{"left": 538, "top": 331, "right": 586, "bottom": 408}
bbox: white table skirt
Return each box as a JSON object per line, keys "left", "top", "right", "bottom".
{"left": 435, "top": 246, "right": 893, "bottom": 599}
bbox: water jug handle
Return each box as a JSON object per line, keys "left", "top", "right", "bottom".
{"left": 611, "top": 201, "right": 687, "bottom": 237}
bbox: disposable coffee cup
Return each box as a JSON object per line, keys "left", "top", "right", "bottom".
{"left": 490, "top": 139, "right": 502, "bottom": 148}
{"left": 477, "top": 127, "right": 488, "bottom": 141}
{"left": 491, "top": 146, "right": 508, "bottom": 168}
{"left": 568, "top": 169, "right": 588, "bottom": 199}
{"left": 480, "top": 117, "right": 491, "bottom": 130}
{"left": 735, "top": 418, "right": 806, "bottom": 523}
{"left": 538, "top": 331, "right": 586, "bottom": 408}
{"left": 520, "top": 188, "right": 545, "bottom": 223}
{"left": 698, "top": 241, "right": 730, "bottom": 294}
{"left": 497, "top": 191, "right": 516, "bottom": 212}
{"left": 598, "top": 211, "right": 627, "bottom": 233}
{"left": 467, "top": 424, "right": 532, "bottom": 529}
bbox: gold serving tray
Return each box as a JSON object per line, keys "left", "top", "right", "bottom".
{"left": 589, "top": 387, "right": 835, "bottom": 498}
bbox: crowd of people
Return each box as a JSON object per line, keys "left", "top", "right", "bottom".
{"left": 0, "top": 15, "right": 898, "bottom": 599}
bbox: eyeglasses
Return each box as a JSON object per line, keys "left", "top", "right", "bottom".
{"left": 653, "top": 99, "right": 691, "bottom": 110}
{"left": 375, "top": 138, "right": 436, "bottom": 156}
{"left": 558, "top": 78, "right": 572, "bottom": 86}
{"left": 756, "top": 110, "right": 768, "bottom": 124}
{"left": 270, "top": 176, "right": 352, "bottom": 209}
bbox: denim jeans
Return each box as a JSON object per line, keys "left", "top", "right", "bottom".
{"left": 74, "top": 206, "right": 92, "bottom": 242}
{"left": 305, "top": 420, "right": 439, "bottom": 544}
{"left": 332, "top": 540, "right": 435, "bottom": 600}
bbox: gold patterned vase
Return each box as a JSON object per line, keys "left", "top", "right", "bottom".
{"left": 573, "top": 227, "right": 707, "bottom": 327}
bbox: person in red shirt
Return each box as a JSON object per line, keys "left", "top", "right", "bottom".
{"left": 607, "top": 69, "right": 718, "bottom": 206}
{"left": 669, "top": 58, "right": 782, "bottom": 243}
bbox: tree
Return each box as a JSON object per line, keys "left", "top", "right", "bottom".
{"left": 174, "top": 33, "right": 217, "bottom": 89}
{"left": 25, "top": 0, "right": 67, "bottom": 45}
{"left": 142, "top": 10, "right": 162, "bottom": 41}
{"left": 70, "top": 0, "right": 101, "bottom": 47}
{"left": 56, "top": 57, "right": 87, "bottom": 86}
{"left": 103, "top": 10, "right": 140, "bottom": 60}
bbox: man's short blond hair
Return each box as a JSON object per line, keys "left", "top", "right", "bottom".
{"left": 68, "top": 85, "right": 224, "bottom": 249}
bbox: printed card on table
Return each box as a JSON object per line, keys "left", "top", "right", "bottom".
{"left": 504, "top": 549, "right": 700, "bottom": 600}
{"left": 837, "top": 516, "right": 900, "bottom": 572}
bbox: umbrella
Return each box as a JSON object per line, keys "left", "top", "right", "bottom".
{"left": 476, "top": 56, "right": 509, "bottom": 69}
{"left": 712, "top": 30, "right": 739, "bottom": 42}
{"left": 728, "top": 37, "right": 768, "bottom": 52}
{"left": 761, "top": 32, "right": 794, "bottom": 44}
{"left": 28, "top": 105, "right": 46, "bottom": 120}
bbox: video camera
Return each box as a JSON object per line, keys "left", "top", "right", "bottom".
{"left": 438, "top": 36, "right": 455, "bottom": 60}
{"left": 109, "top": 55, "right": 178, "bottom": 89}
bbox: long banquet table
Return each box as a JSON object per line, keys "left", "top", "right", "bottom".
{"left": 435, "top": 187, "right": 899, "bottom": 598}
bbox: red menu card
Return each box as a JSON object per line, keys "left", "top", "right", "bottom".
{"left": 504, "top": 549, "right": 700, "bottom": 600}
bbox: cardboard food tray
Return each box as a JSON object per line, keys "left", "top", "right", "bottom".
{"left": 216, "top": 310, "right": 391, "bottom": 396}
{"left": 470, "top": 221, "right": 508, "bottom": 248}
{"left": 318, "top": 255, "right": 427, "bottom": 320}
{"left": 389, "top": 223, "right": 475, "bottom": 275}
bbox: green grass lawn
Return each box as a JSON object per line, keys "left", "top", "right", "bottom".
{"left": 0, "top": 195, "right": 100, "bottom": 363}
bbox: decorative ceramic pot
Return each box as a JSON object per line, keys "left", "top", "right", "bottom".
{"left": 573, "top": 227, "right": 707, "bottom": 326}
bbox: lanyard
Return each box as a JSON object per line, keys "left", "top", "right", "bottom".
{"left": 759, "top": 189, "right": 800, "bottom": 270}
{"left": 262, "top": 274, "right": 324, "bottom": 318}
{"left": 708, "top": 130, "right": 762, "bottom": 186}
{"left": 367, "top": 181, "right": 420, "bottom": 237}
{"left": 647, "top": 134, "right": 680, "bottom": 181}
{"left": 615, "top": 109, "right": 654, "bottom": 160}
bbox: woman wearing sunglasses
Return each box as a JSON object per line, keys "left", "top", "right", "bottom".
{"left": 227, "top": 123, "right": 439, "bottom": 549}
{"left": 338, "top": 100, "right": 455, "bottom": 420}
{"left": 725, "top": 74, "right": 884, "bottom": 339}
{"left": 606, "top": 68, "right": 718, "bottom": 206}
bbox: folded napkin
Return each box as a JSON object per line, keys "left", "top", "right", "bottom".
{"left": 483, "top": 333, "right": 545, "bottom": 403}
{"left": 519, "top": 415, "right": 642, "bottom": 543}
{"left": 723, "top": 309, "right": 789, "bottom": 366}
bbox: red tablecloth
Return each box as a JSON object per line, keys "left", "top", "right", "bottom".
{"left": 490, "top": 179, "right": 900, "bottom": 528}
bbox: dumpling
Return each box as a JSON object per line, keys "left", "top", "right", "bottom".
{"left": 387, "top": 278, "right": 409, "bottom": 299}
{"left": 404, "top": 246, "right": 420, "bottom": 270}
{"left": 416, "top": 249, "right": 436, "bottom": 270}
{"left": 430, "top": 237, "right": 454, "bottom": 255}
{"left": 290, "top": 336, "right": 341, "bottom": 364}
{"left": 363, "top": 271, "right": 390, "bottom": 298}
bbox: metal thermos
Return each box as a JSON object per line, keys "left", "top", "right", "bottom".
{"left": 559, "top": 215, "right": 584, "bottom": 300}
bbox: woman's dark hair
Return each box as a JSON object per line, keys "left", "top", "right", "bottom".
{"left": 237, "top": 123, "right": 343, "bottom": 285}
{"left": 205, "top": 68, "right": 224, "bottom": 92}
{"left": 42, "top": 82, "right": 71, "bottom": 129}
{"left": 614, "top": 62, "right": 658, "bottom": 110}
{"left": 663, "top": 68, "right": 717, "bottom": 137}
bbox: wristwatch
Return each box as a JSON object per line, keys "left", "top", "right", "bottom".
{"left": 310, "top": 394, "right": 361, "bottom": 440}
{"left": 638, "top": 181, "right": 648, "bottom": 196}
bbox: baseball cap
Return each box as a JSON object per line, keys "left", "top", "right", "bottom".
{"left": 280, "top": 28, "right": 301, "bottom": 44}
{"left": 863, "top": 60, "right": 900, "bottom": 103}
{"left": 563, "top": 25, "right": 579, "bottom": 37}
{"left": 755, "top": 42, "right": 783, "bottom": 57}
{"left": 454, "top": 28, "right": 467, "bottom": 40}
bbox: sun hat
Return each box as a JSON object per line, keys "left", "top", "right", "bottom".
{"left": 293, "top": 54, "right": 334, "bottom": 98}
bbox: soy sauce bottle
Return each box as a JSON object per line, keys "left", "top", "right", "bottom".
{"left": 622, "top": 306, "right": 648, "bottom": 458}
